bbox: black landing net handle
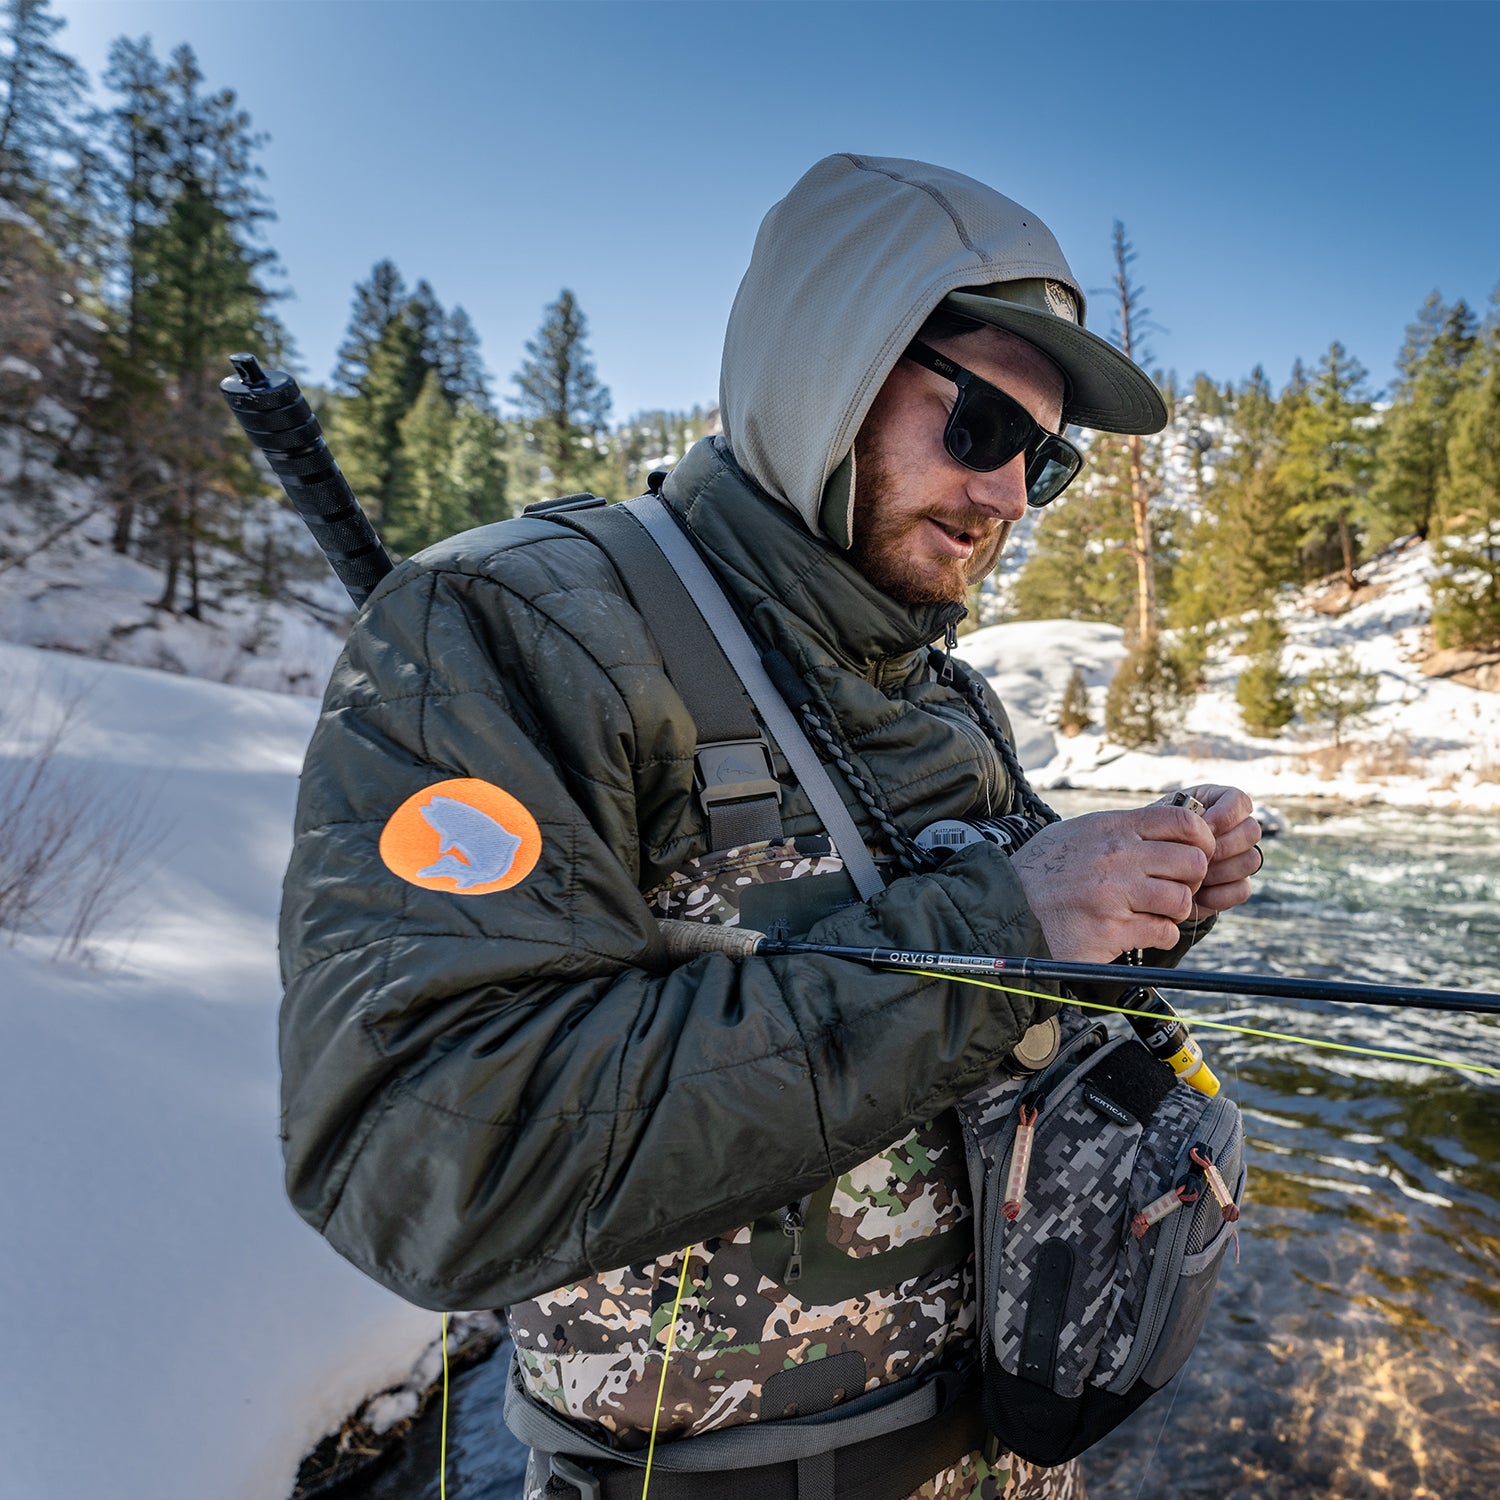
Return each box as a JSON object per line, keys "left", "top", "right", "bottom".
{"left": 218, "top": 354, "right": 394, "bottom": 609}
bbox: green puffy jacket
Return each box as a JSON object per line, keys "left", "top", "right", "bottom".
{"left": 277, "top": 437, "right": 1073, "bottom": 1312}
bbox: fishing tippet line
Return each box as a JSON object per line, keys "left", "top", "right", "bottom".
{"left": 909, "top": 970, "right": 1500, "bottom": 1080}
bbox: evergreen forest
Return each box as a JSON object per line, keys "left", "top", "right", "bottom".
{"left": 4, "top": 0, "right": 1498, "bottom": 748}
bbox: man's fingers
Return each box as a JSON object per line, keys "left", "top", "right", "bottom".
{"left": 1134, "top": 876, "right": 1199, "bottom": 925}
{"left": 1136, "top": 804, "right": 1217, "bottom": 858}
{"left": 1209, "top": 815, "right": 1262, "bottom": 863}
{"left": 1138, "top": 839, "right": 1211, "bottom": 888}
{"left": 1131, "top": 914, "right": 1190, "bottom": 952}
{"left": 1192, "top": 877, "right": 1252, "bottom": 917}
{"left": 1203, "top": 844, "right": 1263, "bottom": 885}
{"left": 1184, "top": 785, "right": 1255, "bottom": 836}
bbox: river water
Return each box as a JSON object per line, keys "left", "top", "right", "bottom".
{"left": 346, "top": 798, "right": 1500, "bottom": 1500}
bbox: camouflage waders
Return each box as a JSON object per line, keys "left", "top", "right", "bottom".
{"left": 508, "top": 840, "right": 1086, "bottom": 1500}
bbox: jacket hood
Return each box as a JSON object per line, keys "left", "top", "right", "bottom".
{"left": 718, "top": 153, "right": 1087, "bottom": 547}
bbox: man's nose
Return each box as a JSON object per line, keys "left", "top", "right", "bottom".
{"left": 966, "top": 454, "right": 1029, "bottom": 522}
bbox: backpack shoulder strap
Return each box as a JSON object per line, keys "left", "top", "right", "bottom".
{"left": 534, "top": 495, "right": 784, "bottom": 850}
{"left": 621, "top": 494, "right": 885, "bottom": 902}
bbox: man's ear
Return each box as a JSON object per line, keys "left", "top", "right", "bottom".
{"left": 818, "top": 450, "right": 856, "bottom": 550}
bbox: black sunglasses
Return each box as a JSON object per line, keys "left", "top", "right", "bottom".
{"left": 904, "top": 339, "right": 1083, "bottom": 507}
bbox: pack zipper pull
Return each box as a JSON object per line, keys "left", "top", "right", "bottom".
{"left": 1189, "top": 1146, "right": 1240, "bottom": 1224}
{"left": 1189, "top": 1144, "right": 1242, "bottom": 1263}
{"left": 1131, "top": 1180, "right": 1199, "bottom": 1240}
{"left": 1002, "top": 1100, "right": 1040, "bottom": 1221}
{"left": 781, "top": 1203, "right": 804, "bottom": 1284}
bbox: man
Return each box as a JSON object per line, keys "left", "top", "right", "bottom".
{"left": 278, "top": 154, "right": 1261, "bottom": 1500}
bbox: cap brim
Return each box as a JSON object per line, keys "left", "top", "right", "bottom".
{"left": 944, "top": 291, "right": 1168, "bottom": 435}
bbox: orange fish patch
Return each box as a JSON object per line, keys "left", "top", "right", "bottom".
{"left": 379, "top": 778, "right": 542, "bottom": 895}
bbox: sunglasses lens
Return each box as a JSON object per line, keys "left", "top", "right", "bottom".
{"left": 946, "top": 391, "right": 1031, "bottom": 472}
{"left": 1025, "top": 438, "right": 1082, "bottom": 507}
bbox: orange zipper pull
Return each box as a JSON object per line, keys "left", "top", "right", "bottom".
{"left": 1131, "top": 1181, "right": 1199, "bottom": 1240}
{"left": 1002, "top": 1101, "right": 1040, "bottom": 1221}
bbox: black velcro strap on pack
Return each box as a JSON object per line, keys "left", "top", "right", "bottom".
{"left": 558, "top": 502, "right": 783, "bottom": 849}
{"left": 1084, "top": 1041, "right": 1177, "bottom": 1126}
{"left": 543, "top": 1386, "right": 985, "bottom": 1500}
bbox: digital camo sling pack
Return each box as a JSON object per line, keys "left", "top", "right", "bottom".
{"left": 957, "top": 1010, "right": 1246, "bottom": 1465}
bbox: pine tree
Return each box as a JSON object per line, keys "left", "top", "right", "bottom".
{"left": 1431, "top": 308, "right": 1500, "bottom": 651}
{"left": 436, "top": 305, "right": 493, "bottom": 412}
{"left": 1235, "top": 611, "right": 1295, "bottom": 736}
{"left": 1009, "top": 444, "right": 1136, "bottom": 625}
{"left": 386, "top": 367, "right": 461, "bottom": 556}
{"left": 1109, "top": 222, "right": 1161, "bottom": 647}
{"left": 1296, "top": 647, "right": 1379, "bottom": 745}
{"left": 1367, "top": 294, "right": 1478, "bottom": 548}
{"left": 512, "top": 289, "right": 613, "bottom": 497}
{"left": 104, "top": 41, "right": 285, "bottom": 614}
{"left": 327, "top": 288, "right": 431, "bottom": 524}
{"left": 1169, "top": 367, "right": 1299, "bottom": 640}
{"left": 447, "top": 399, "right": 508, "bottom": 527}
{"left": 331, "top": 259, "right": 407, "bottom": 397}
{"left": 1057, "top": 666, "right": 1091, "bottom": 736}
{"left": 0, "top": 0, "right": 86, "bottom": 220}
{"left": 1104, "top": 635, "right": 1189, "bottom": 748}
{"left": 1276, "top": 342, "right": 1375, "bottom": 588}
{"left": 97, "top": 36, "right": 171, "bottom": 552}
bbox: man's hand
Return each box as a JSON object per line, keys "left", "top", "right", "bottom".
{"left": 1179, "top": 783, "right": 1262, "bottom": 922}
{"left": 1007, "top": 786, "right": 1261, "bottom": 962}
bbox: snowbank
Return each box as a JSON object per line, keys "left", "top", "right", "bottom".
{"left": 0, "top": 643, "right": 434, "bottom": 1500}
{"left": 969, "top": 539, "right": 1500, "bottom": 812}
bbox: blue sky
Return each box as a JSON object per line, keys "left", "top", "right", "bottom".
{"left": 54, "top": 1, "right": 1500, "bottom": 420}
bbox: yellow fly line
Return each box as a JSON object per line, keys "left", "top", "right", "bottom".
{"left": 439, "top": 1311, "right": 450, "bottom": 1500}
{"left": 912, "top": 970, "right": 1500, "bottom": 1080}
{"left": 642, "top": 1244, "right": 696, "bottom": 1499}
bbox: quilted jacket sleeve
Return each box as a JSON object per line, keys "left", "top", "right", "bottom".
{"left": 278, "top": 528, "right": 1056, "bottom": 1311}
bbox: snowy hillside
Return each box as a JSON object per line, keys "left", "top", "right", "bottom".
{"left": 970, "top": 536, "right": 1500, "bottom": 812}
{"left": 0, "top": 642, "right": 438, "bottom": 1500}
{"left": 0, "top": 425, "right": 351, "bottom": 697}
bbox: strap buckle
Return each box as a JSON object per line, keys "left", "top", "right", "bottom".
{"left": 695, "top": 737, "right": 782, "bottom": 817}
{"left": 547, "top": 1453, "right": 603, "bottom": 1500}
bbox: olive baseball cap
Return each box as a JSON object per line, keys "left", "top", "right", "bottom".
{"left": 943, "top": 278, "right": 1167, "bottom": 435}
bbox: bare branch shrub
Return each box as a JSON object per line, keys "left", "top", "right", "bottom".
{"left": 0, "top": 665, "right": 168, "bottom": 960}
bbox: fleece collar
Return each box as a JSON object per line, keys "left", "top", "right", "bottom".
{"left": 660, "top": 438, "right": 965, "bottom": 678}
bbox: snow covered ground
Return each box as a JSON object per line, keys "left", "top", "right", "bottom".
{"left": 0, "top": 642, "right": 436, "bottom": 1500}
{"left": 971, "top": 537, "right": 1500, "bottom": 813}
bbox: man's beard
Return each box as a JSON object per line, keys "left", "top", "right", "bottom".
{"left": 848, "top": 458, "right": 1011, "bottom": 605}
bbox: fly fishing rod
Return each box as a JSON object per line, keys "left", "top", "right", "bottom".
{"left": 654, "top": 919, "right": 1500, "bottom": 1017}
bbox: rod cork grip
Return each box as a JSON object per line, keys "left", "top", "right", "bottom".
{"left": 219, "top": 353, "right": 394, "bottom": 609}
{"left": 656, "top": 918, "right": 766, "bottom": 961}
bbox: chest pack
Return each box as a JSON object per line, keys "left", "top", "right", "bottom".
{"left": 956, "top": 1012, "right": 1245, "bottom": 1465}
{"left": 514, "top": 489, "right": 1246, "bottom": 1485}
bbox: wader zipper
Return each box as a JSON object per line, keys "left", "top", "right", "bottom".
{"left": 782, "top": 1202, "right": 805, "bottom": 1284}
